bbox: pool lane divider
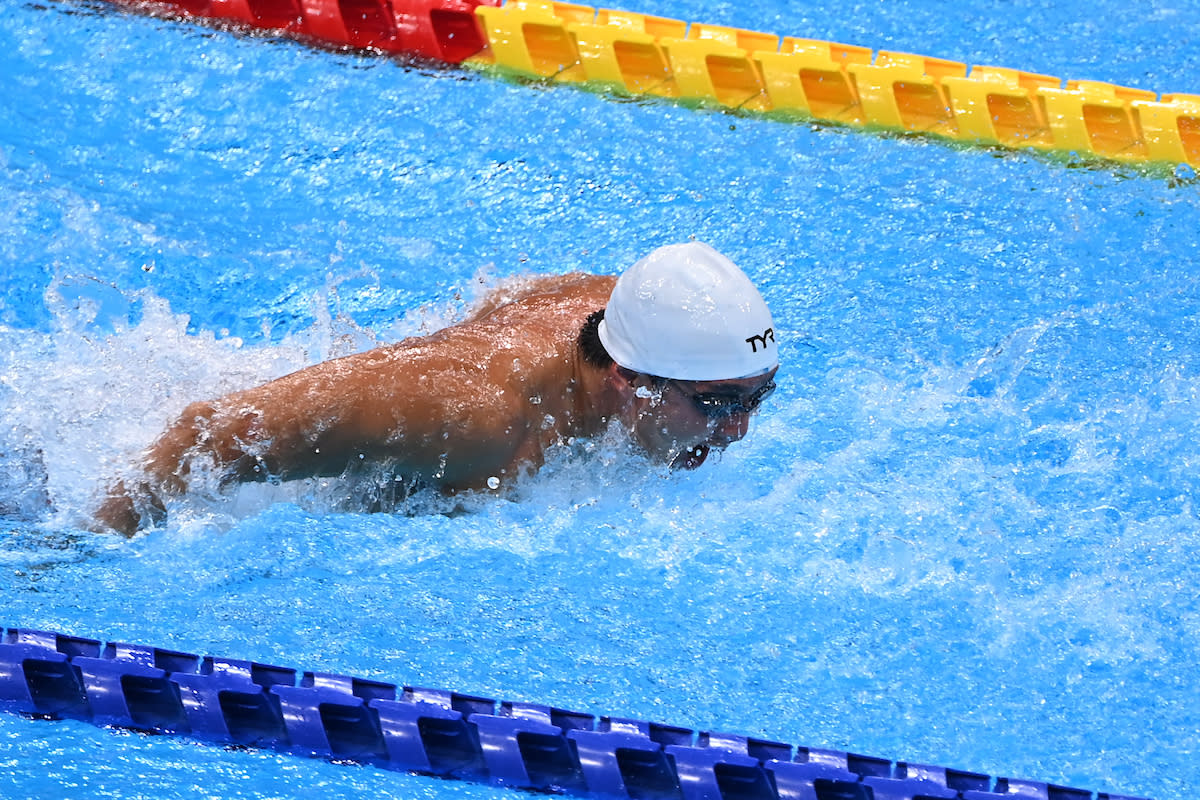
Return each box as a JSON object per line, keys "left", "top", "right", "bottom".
{"left": 99, "top": 0, "right": 1200, "bottom": 171}
{"left": 0, "top": 628, "right": 1150, "bottom": 800}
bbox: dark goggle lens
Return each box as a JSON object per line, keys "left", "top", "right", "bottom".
{"left": 691, "top": 380, "right": 776, "bottom": 417}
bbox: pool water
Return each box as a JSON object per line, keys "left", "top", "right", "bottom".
{"left": 2, "top": 0, "right": 1199, "bottom": 798}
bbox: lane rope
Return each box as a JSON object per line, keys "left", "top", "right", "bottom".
{"left": 0, "top": 627, "right": 1151, "bottom": 799}
{"left": 100, "top": 0, "right": 1200, "bottom": 170}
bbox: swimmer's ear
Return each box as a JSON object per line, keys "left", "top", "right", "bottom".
{"left": 611, "top": 366, "right": 668, "bottom": 406}
{"left": 614, "top": 366, "right": 640, "bottom": 385}
{"left": 607, "top": 364, "right": 640, "bottom": 405}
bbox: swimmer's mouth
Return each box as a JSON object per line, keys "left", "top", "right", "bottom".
{"left": 671, "top": 443, "right": 710, "bottom": 470}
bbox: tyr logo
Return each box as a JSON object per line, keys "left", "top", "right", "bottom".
{"left": 745, "top": 328, "right": 775, "bottom": 353}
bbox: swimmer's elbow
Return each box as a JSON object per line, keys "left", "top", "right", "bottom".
{"left": 145, "top": 400, "right": 220, "bottom": 490}
{"left": 172, "top": 400, "right": 220, "bottom": 443}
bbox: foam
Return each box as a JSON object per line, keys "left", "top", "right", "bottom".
{"left": 0, "top": 270, "right": 504, "bottom": 531}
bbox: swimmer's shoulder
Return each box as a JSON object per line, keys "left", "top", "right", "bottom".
{"left": 466, "top": 272, "right": 616, "bottom": 322}
{"left": 519, "top": 272, "right": 616, "bottom": 306}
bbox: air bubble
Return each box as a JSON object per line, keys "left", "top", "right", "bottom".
{"left": 487, "top": 476, "right": 500, "bottom": 489}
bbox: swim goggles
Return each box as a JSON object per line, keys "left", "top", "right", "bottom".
{"left": 671, "top": 379, "right": 776, "bottom": 419}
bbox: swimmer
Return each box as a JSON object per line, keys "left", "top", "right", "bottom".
{"left": 94, "top": 242, "right": 779, "bottom": 535}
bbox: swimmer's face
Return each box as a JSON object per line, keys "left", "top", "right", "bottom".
{"left": 623, "top": 368, "right": 778, "bottom": 470}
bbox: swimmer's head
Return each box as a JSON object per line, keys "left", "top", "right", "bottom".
{"left": 597, "top": 242, "right": 777, "bottom": 381}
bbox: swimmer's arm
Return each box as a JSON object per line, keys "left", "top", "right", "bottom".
{"left": 93, "top": 349, "right": 526, "bottom": 534}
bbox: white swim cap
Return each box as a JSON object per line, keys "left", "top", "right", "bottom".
{"left": 597, "top": 242, "right": 777, "bottom": 381}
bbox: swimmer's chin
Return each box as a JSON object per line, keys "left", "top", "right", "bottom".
{"left": 669, "top": 443, "right": 710, "bottom": 471}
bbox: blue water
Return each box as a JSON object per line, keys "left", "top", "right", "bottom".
{"left": 3, "top": 0, "right": 1200, "bottom": 798}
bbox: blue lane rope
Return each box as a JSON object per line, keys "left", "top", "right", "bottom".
{"left": 0, "top": 628, "right": 1149, "bottom": 800}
